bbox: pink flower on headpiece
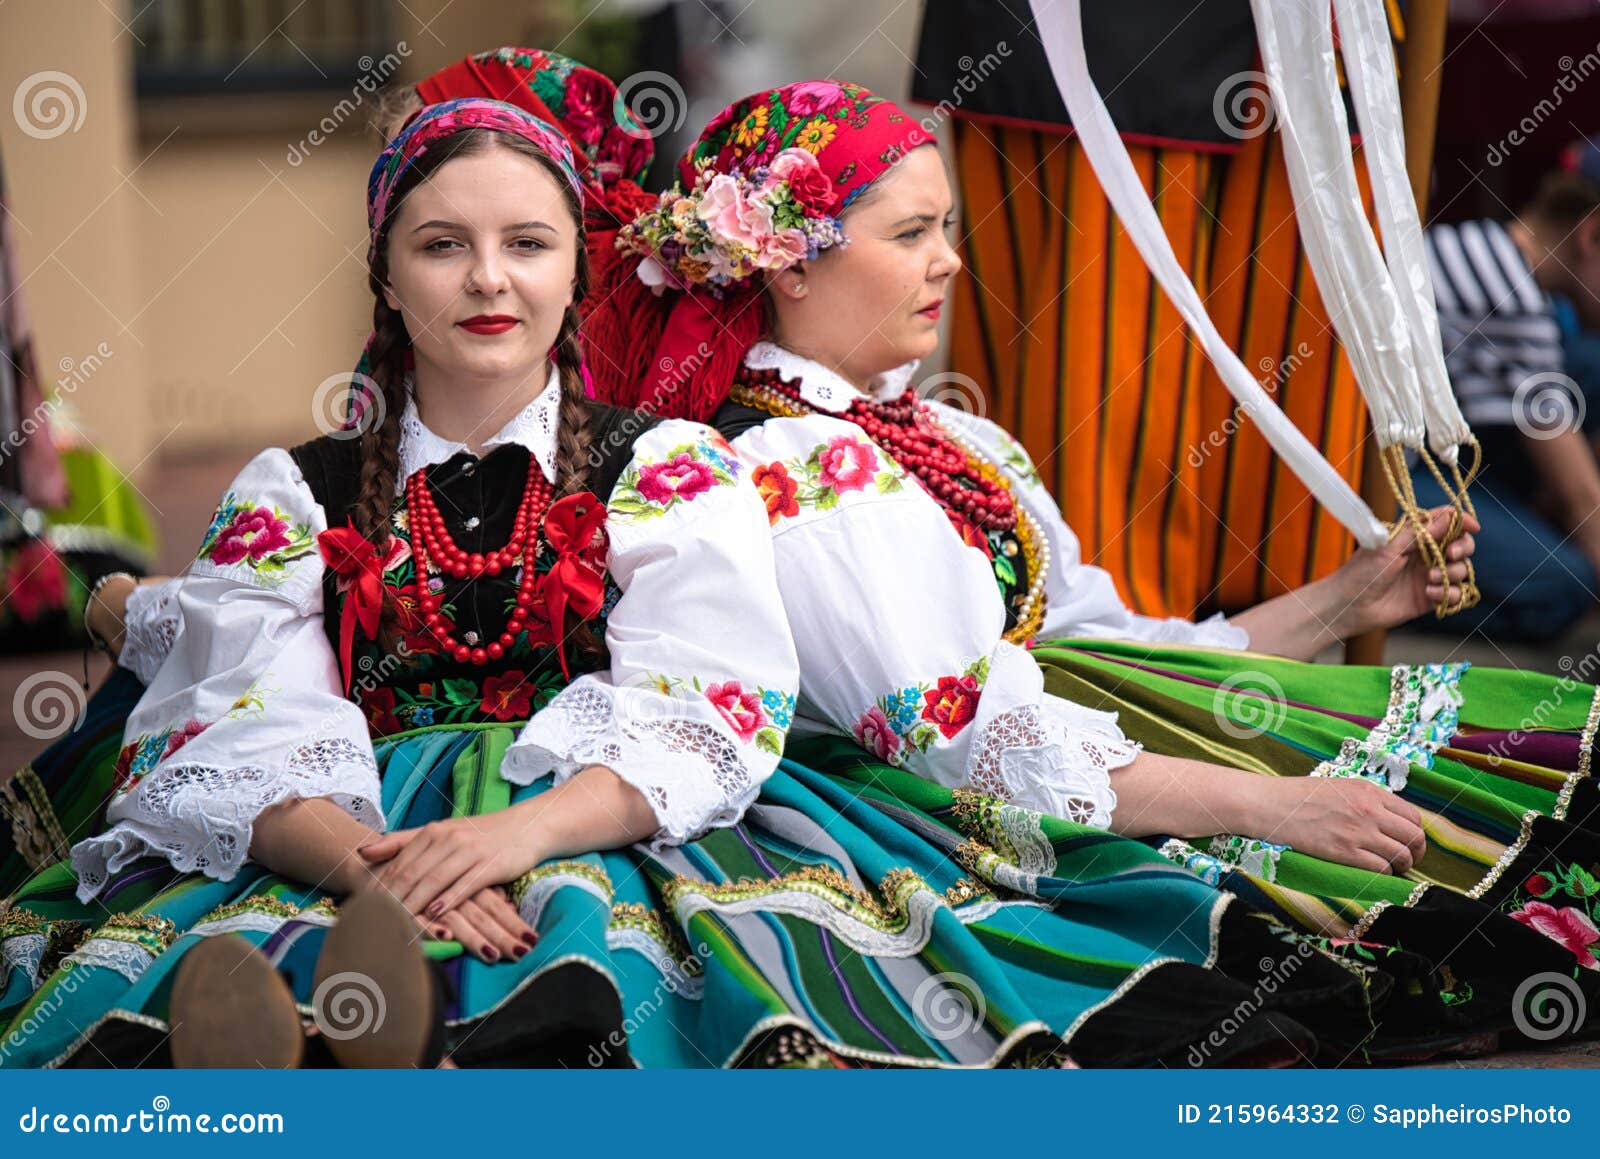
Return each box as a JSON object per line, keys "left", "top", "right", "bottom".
{"left": 758, "top": 227, "right": 808, "bottom": 269}
{"left": 698, "top": 173, "right": 774, "bottom": 251}
{"left": 787, "top": 81, "right": 847, "bottom": 117}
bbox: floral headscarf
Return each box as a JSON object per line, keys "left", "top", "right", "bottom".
{"left": 416, "top": 46, "right": 654, "bottom": 206}
{"left": 584, "top": 80, "right": 935, "bottom": 421}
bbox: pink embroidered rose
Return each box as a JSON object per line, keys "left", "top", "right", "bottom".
{"left": 1510, "top": 901, "right": 1600, "bottom": 968}
{"left": 209, "top": 506, "right": 292, "bottom": 565}
{"left": 162, "top": 718, "right": 209, "bottom": 758}
{"left": 706, "top": 681, "right": 766, "bottom": 742}
{"left": 786, "top": 81, "right": 847, "bottom": 117}
{"left": 636, "top": 453, "right": 718, "bottom": 505}
{"left": 852, "top": 706, "right": 901, "bottom": 762}
{"left": 816, "top": 435, "right": 878, "bottom": 493}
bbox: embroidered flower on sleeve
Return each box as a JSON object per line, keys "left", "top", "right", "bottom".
{"left": 636, "top": 672, "right": 793, "bottom": 754}
{"left": 753, "top": 461, "right": 801, "bottom": 523}
{"left": 853, "top": 656, "right": 991, "bottom": 765}
{"left": 198, "top": 492, "right": 315, "bottom": 578}
{"left": 610, "top": 440, "right": 741, "bottom": 520}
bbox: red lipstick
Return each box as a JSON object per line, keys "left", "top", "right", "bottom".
{"left": 457, "top": 315, "right": 519, "bottom": 335}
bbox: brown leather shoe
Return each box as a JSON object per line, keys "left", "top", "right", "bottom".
{"left": 312, "top": 889, "right": 441, "bottom": 1068}
{"left": 169, "top": 934, "right": 305, "bottom": 1068}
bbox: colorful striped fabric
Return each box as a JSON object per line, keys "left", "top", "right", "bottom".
{"left": 8, "top": 702, "right": 1576, "bottom": 1069}
{"left": 1033, "top": 638, "right": 1600, "bottom": 1029}
{"left": 947, "top": 121, "right": 1373, "bottom": 617}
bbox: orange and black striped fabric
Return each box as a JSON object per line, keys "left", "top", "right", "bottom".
{"left": 948, "top": 118, "right": 1374, "bottom": 618}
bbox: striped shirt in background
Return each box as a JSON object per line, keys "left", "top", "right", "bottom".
{"left": 1424, "top": 219, "right": 1569, "bottom": 429}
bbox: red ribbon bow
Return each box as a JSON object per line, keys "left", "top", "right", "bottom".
{"left": 541, "top": 492, "right": 608, "bottom": 679}
{"left": 317, "top": 519, "right": 389, "bottom": 694}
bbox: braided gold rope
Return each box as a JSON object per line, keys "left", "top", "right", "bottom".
{"left": 1376, "top": 433, "right": 1482, "bottom": 619}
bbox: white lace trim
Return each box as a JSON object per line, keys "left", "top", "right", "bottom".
{"left": 70, "top": 737, "right": 382, "bottom": 903}
{"left": 744, "top": 341, "right": 919, "bottom": 411}
{"left": 503, "top": 684, "right": 755, "bottom": 848}
{"left": 119, "top": 578, "right": 183, "bottom": 684}
{"left": 62, "top": 938, "right": 157, "bottom": 985}
{"left": 966, "top": 703, "right": 1128, "bottom": 828}
{"left": 396, "top": 366, "right": 560, "bottom": 492}
{"left": 2, "top": 932, "right": 46, "bottom": 990}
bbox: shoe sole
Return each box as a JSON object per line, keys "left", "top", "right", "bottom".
{"left": 313, "top": 889, "right": 436, "bottom": 1068}
{"left": 169, "top": 934, "right": 304, "bottom": 1068}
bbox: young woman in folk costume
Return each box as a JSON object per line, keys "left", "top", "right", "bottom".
{"left": 0, "top": 95, "right": 805, "bottom": 1069}
{"left": 0, "top": 47, "right": 660, "bottom": 901}
{"left": 586, "top": 79, "right": 1600, "bottom": 1060}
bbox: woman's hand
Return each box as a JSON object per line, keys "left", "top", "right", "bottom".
{"left": 358, "top": 805, "right": 544, "bottom": 923}
{"left": 1333, "top": 505, "right": 1479, "bottom": 635}
{"left": 422, "top": 884, "right": 537, "bottom": 964}
{"left": 1248, "top": 777, "right": 1427, "bottom": 876}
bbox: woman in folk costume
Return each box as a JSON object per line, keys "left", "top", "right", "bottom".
{"left": 0, "top": 96, "right": 802, "bottom": 1069}
{"left": 0, "top": 47, "right": 658, "bottom": 901}
{"left": 587, "top": 79, "right": 1600, "bottom": 1057}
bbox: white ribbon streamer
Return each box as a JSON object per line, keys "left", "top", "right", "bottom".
{"left": 1028, "top": 0, "right": 1389, "bottom": 548}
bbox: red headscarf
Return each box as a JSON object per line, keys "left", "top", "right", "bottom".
{"left": 583, "top": 80, "right": 935, "bottom": 421}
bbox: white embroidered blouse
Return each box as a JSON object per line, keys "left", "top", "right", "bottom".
{"left": 727, "top": 342, "right": 1250, "bottom": 827}
{"left": 75, "top": 367, "right": 799, "bottom": 902}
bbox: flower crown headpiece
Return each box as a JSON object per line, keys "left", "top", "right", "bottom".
{"left": 617, "top": 148, "right": 847, "bottom": 295}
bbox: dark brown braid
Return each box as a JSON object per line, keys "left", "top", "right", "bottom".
{"left": 352, "top": 127, "right": 597, "bottom": 649}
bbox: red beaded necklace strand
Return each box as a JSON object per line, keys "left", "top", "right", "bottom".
{"left": 404, "top": 453, "right": 552, "bottom": 665}
{"left": 745, "top": 368, "right": 1017, "bottom": 533}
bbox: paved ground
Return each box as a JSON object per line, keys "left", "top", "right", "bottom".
{"left": 4, "top": 448, "right": 1598, "bottom": 1067}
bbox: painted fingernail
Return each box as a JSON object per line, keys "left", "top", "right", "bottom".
{"left": 520, "top": 932, "right": 537, "bottom": 947}
{"left": 434, "top": 927, "right": 449, "bottom": 939}
{"left": 482, "top": 945, "right": 498, "bottom": 961}
{"left": 426, "top": 901, "right": 444, "bottom": 919}
{"left": 513, "top": 945, "right": 527, "bottom": 959}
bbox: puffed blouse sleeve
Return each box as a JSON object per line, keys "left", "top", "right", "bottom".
{"left": 118, "top": 575, "right": 186, "bottom": 685}
{"left": 501, "top": 420, "right": 800, "bottom": 849}
{"left": 931, "top": 403, "right": 1250, "bottom": 650}
{"left": 69, "top": 448, "right": 383, "bottom": 903}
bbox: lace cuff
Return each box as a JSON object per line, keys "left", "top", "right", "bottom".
{"left": 966, "top": 701, "right": 1133, "bottom": 828}
{"left": 70, "top": 736, "right": 382, "bottom": 903}
{"left": 119, "top": 578, "right": 184, "bottom": 684}
{"left": 502, "top": 681, "right": 758, "bottom": 849}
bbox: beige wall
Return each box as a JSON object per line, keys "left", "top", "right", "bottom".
{"left": 1, "top": 0, "right": 925, "bottom": 465}
{"left": 0, "top": 0, "right": 151, "bottom": 470}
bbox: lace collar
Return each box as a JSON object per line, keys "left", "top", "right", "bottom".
{"left": 743, "top": 341, "right": 918, "bottom": 412}
{"left": 396, "top": 365, "right": 560, "bottom": 493}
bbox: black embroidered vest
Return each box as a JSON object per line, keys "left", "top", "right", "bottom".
{"left": 290, "top": 401, "right": 654, "bottom": 737}
{"left": 710, "top": 398, "right": 1037, "bottom": 636}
